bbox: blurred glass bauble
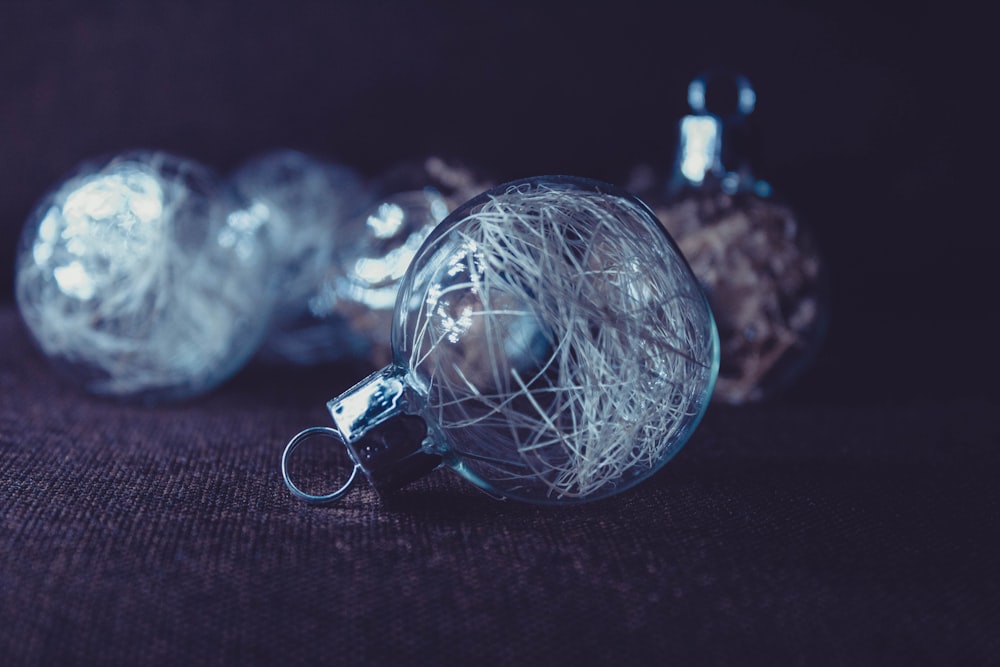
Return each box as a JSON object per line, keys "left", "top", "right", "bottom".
{"left": 229, "top": 149, "right": 368, "bottom": 365}
{"left": 627, "top": 71, "right": 829, "bottom": 405}
{"left": 309, "top": 156, "right": 494, "bottom": 368}
{"left": 15, "top": 150, "right": 275, "bottom": 402}
{"left": 283, "top": 176, "right": 718, "bottom": 505}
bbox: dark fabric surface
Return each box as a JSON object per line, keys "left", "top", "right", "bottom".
{"left": 2, "top": 305, "right": 998, "bottom": 665}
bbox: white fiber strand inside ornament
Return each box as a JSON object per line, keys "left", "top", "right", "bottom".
{"left": 404, "top": 184, "right": 716, "bottom": 500}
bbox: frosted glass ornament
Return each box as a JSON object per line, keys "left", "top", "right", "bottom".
{"left": 627, "top": 71, "right": 829, "bottom": 405}
{"left": 15, "top": 150, "right": 275, "bottom": 402}
{"left": 230, "top": 149, "right": 367, "bottom": 365}
{"left": 282, "top": 176, "right": 719, "bottom": 506}
{"left": 309, "top": 156, "right": 495, "bottom": 367}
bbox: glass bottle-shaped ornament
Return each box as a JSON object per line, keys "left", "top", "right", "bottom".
{"left": 628, "top": 72, "right": 828, "bottom": 404}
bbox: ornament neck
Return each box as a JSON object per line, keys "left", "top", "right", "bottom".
{"left": 330, "top": 365, "right": 442, "bottom": 495}
{"left": 672, "top": 70, "right": 765, "bottom": 196}
{"left": 281, "top": 365, "right": 441, "bottom": 504}
{"left": 328, "top": 365, "right": 413, "bottom": 441}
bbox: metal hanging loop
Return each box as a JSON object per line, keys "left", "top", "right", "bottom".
{"left": 281, "top": 426, "right": 360, "bottom": 504}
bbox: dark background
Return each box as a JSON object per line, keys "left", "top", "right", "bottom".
{"left": 1, "top": 0, "right": 993, "bottom": 403}
{"left": 1, "top": 2, "right": 996, "bottom": 665}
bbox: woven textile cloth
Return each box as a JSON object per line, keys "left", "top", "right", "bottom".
{"left": 1, "top": 306, "right": 997, "bottom": 665}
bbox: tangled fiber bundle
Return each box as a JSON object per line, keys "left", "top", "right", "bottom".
{"left": 399, "top": 180, "right": 717, "bottom": 501}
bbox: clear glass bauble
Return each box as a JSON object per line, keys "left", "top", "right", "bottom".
{"left": 16, "top": 150, "right": 275, "bottom": 402}
{"left": 286, "top": 176, "right": 719, "bottom": 505}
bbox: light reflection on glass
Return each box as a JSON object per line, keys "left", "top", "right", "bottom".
{"left": 367, "top": 202, "right": 405, "bottom": 239}
{"left": 53, "top": 260, "right": 94, "bottom": 300}
{"left": 679, "top": 115, "right": 720, "bottom": 185}
{"left": 220, "top": 201, "right": 268, "bottom": 262}
{"left": 31, "top": 168, "right": 166, "bottom": 301}
{"left": 316, "top": 189, "right": 448, "bottom": 314}
{"left": 15, "top": 150, "right": 277, "bottom": 401}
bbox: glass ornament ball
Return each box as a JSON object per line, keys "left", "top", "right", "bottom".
{"left": 282, "top": 176, "right": 719, "bottom": 505}
{"left": 229, "top": 149, "right": 368, "bottom": 365}
{"left": 308, "top": 156, "right": 495, "bottom": 368}
{"left": 15, "top": 150, "right": 275, "bottom": 402}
